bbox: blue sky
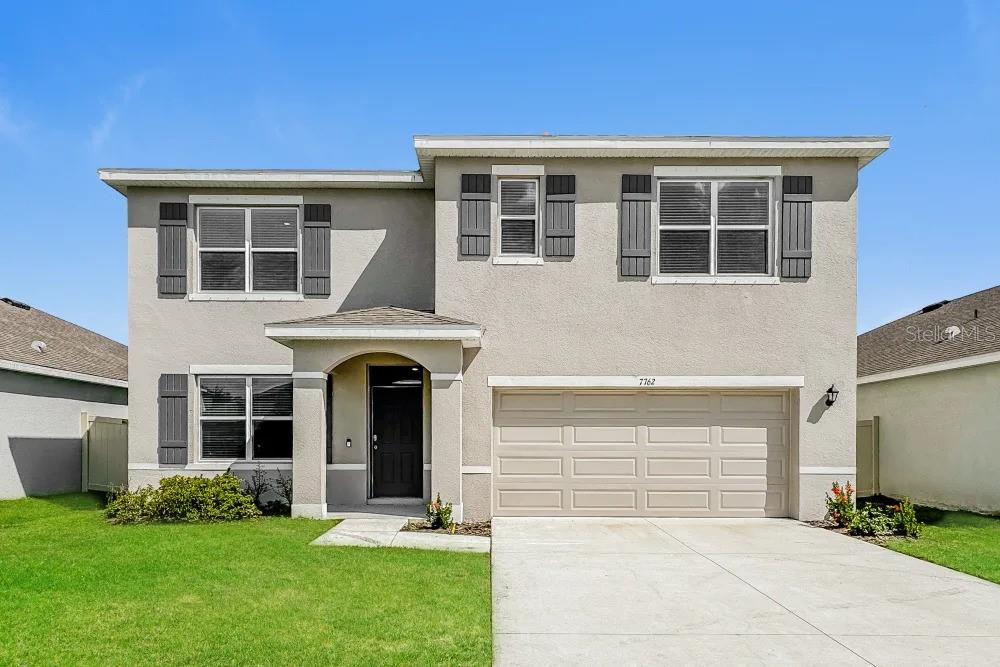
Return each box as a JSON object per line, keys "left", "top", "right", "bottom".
{"left": 1, "top": 1, "right": 997, "bottom": 344}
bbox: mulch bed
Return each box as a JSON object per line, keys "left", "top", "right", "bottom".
{"left": 807, "top": 519, "right": 895, "bottom": 545}
{"left": 402, "top": 520, "right": 491, "bottom": 537}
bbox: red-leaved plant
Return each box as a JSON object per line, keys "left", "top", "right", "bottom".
{"left": 825, "top": 480, "right": 856, "bottom": 527}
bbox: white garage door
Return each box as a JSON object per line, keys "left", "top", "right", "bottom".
{"left": 492, "top": 389, "right": 790, "bottom": 517}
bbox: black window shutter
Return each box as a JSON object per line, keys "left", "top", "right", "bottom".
{"left": 158, "top": 374, "right": 188, "bottom": 465}
{"left": 158, "top": 203, "right": 188, "bottom": 298}
{"left": 781, "top": 176, "right": 812, "bottom": 279}
{"left": 544, "top": 175, "right": 576, "bottom": 257}
{"left": 459, "top": 174, "right": 491, "bottom": 256}
{"left": 302, "top": 203, "right": 332, "bottom": 297}
{"left": 620, "top": 175, "right": 652, "bottom": 277}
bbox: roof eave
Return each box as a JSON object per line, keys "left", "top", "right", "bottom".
{"left": 98, "top": 168, "right": 428, "bottom": 195}
{"left": 0, "top": 358, "right": 127, "bottom": 388}
{"left": 264, "top": 324, "right": 483, "bottom": 349}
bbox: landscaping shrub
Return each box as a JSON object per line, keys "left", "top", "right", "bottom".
{"left": 106, "top": 473, "right": 261, "bottom": 524}
{"left": 426, "top": 493, "right": 454, "bottom": 529}
{"left": 893, "top": 497, "right": 921, "bottom": 538}
{"left": 849, "top": 503, "right": 895, "bottom": 536}
{"left": 825, "top": 481, "right": 856, "bottom": 527}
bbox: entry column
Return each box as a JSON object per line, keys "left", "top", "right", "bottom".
{"left": 430, "top": 372, "right": 463, "bottom": 522}
{"left": 291, "top": 371, "right": 327, "bottom": 518}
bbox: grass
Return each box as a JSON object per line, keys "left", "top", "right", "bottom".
{"left": 885, "top": 506, "right": 1000, "bottom": 584}
{"left": 0, "top": 494, "right": 491, "bottom": 666}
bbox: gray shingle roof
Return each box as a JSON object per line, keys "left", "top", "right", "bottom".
{"left": 0, "top": 297, "right": 127, "bottom": 382}
{"left": 269, "top": 306, "right": 479, "bottom": 328}
{"left": 858, "top": 285, "right": 1000, "bottom": 377}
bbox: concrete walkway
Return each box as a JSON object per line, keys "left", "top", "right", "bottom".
{"left": 492, "top": 517, "right": 1000, "bottom": 666}
{"left": 311, "top": 512, "right": 489, "bottom": 552}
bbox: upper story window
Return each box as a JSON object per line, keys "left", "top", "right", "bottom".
{"left": 197, "top": 207, "right": 299, "bottom": 292}
{"left": 498, "top": 178, "right": 538, "bottom": 256}
{"left": 199, "top": 375, "right": 293, "bottom": 461}
{"left": 656, "top": 180, "right": 772, "bottom": 276}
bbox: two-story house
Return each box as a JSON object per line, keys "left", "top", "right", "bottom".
{"left": 100, "top": 134, "right": 889, "bottom": 521}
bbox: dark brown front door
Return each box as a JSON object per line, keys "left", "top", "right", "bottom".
{"left": 370, "top": 367, "right": 423, "bottom": 498}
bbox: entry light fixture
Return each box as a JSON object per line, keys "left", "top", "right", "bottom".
{"left": 825, "top": 384, "right": 840, "bottom": 407}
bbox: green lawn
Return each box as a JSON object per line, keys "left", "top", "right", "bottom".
{"left": 886, "top": 506, "right": 1000, "bottom": 584}
{"left": 0, "top": 494, "right": 491, "bottom": 666}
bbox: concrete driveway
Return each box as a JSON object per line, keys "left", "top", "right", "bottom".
{"left": 492, "top": 518, "right": 1000, "bottom": 666}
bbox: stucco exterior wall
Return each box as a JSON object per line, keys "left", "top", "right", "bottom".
{"left": 126, "top": 186, "right": 434, "bottom": 479}
{"left": 435, "top": 157, "right": 860, "bottom": 520}
{"left": 0, "top": 369, "right": 127, "bottom": 499}
{"left": 858, "top": 363, "right": 1000, "bottom": 513}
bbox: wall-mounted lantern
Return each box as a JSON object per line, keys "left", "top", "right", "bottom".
{"left": 825, "top": 384, "right": 840, "bottom": 407}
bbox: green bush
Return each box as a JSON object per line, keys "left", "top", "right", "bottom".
{"left": 426, "top": 492, "right": 454, "bottom": 529}
{"left": 849, "top": 503, "right": 895, "bottom": 537}
{"left": 106, "top": 473, "right": 261, "bottom": 524}
{"left": 825, "top": 480, "right": 856, "bottom": 527}
{"left": 893, "top": 497, "right": 921, "bottom": 538}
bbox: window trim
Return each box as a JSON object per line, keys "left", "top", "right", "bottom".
{"left": 654, "top": 178, "right": 776, "bottom": 279}
{"left": 196, "top": 206, "right": 301, "bottom": 295}
{"left": 497, "top": 177, "right": 541, "bottom": 258}
{"left": 197, "top": 375, "right": 293, "bottom": 463}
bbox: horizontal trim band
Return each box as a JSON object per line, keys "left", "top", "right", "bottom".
{"left": 493, "top": 257, "right": 544, "bottom": 265}
{"left": 430, "top": 372, "right": 463, "bottom": 382}
{"left": 293, "top": 371, "right": 327, "bottom": 380}
{"left": 487, "top": 375, "right": 805, "bottom": 389}
{"left": 327, "top": 463, "right": 365, "bottom": 471}
{"left": 190, "top": 364, "right": 292, "bottom": 375}
{"left": 266, "top": 326, "right": 482, "bottom": 341}
{"left": 652, "top": 276, "right": 780, "bottom": 285}
{"left": 654, "top": 165, "right": 781, "bottom": 177}
{"left": 0, "top": 359, "right": 127, "bottom": 388}
{"left": 461, "top": 465, "right": 492, "bottom": 474}
{"left": 189, "top": 293, "right": 305, "bottom": 302}
{"left": 129, "top": 462, "right": 292, "bottom": 471}
{"left": 800, "top": 466, "right": 856, "bottom": 475}
{"left": 189, "top": 194, "right": 303, "bottom": 205}
{"left": 858, "top": 350, "right": 1000, "bottom": 385}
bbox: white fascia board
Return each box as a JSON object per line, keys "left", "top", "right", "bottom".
{"left": 190, "top": 364, "right": 292, "bottom": 375}
{"left": 265, "top": 326, "right": 482, "bottom": 341}
{"left": 858, "top": 351, "right": 1000, "bottom": 385}
{"left": 0, "top": 359, "right": 127, "bottom": 388}
{"left": 487, "top": 375, "right": 805, "bottom": 389}
{"left": 415, "top": 135, "right": 891, "bottom": 153}
{"left": 491, "top": 164, "right": 545, "bottom": 176}
{"left": 189, "top": 194, "right": 303, "bottom": 205}
{"left": 654, "top": 165, "right": 781, "bottom": 177}
{"left": 98, "top": 169, "right": 425, "bottom": 193}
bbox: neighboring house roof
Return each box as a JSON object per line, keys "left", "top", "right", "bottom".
{"left": 858, "top": 285, "right": 1000, "bottom": 381}
{"left": 99, "top": 134, "right": 891, "bottom": 193}
{"left": 269, "top": 306, "right": 478, "bottom": 328}
{"left": 0, "top": 297, "right": 128, "bottom": 387}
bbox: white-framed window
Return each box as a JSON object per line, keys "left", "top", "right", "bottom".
{"left": 655, "top": 179, "right": 772, "bottom": 276}
{"left": 197, "top": 207, "right": 300, "bottom": 293}
{"left": 498, "top": 178, "right": 539, "bottom": 256}
{"left": 198, "top": 375, "right": 293, "bottom": 461}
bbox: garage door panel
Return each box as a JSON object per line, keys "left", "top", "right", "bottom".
{"left": 497, "top": 424, "right": 563, "bottom": 445}
{"left": 646, "top": 392, "right": 712, "bottom": 413}
{"left": 497, "top": 456, "right": 564, "bottom": 477}
{"left": 572, "top": 457, "right": 637, "bottom": 478}
{"left": 493, "top": 389, "right": 790, "bottom": 517}
{"left": 571, "top": 392, "right": 641, "bottom": 413}
{"left": 646, "top": 457, "right": 712, "bottom": 478}
{"left": 647, "top": 425, "right": 711, "bottom": 446}
{"left": 571, "top": 425, "right": 638, "bottom": 446}
{"left": 571, "top": 489, "right": 637, "bottom": 510}
{"left": 719, "top": 392, "right": 788, "bottom": 417}
{"left": 496, "top": 391, "right": 563, "bottom": 412}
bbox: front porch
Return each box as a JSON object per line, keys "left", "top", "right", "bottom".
{"left": 264, "top": 307, "right": 481, "bottom": 521}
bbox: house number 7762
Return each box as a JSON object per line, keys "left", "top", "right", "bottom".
{"left": 638, "top": 377, "right": 655, "bottom": 386}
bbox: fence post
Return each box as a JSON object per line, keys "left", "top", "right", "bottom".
{"left": 80, "top": 411, "right": 90, "bottom": 492}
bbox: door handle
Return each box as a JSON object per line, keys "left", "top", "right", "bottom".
{"left": 373, "top": 444, "right": 378, "bottom": 450}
